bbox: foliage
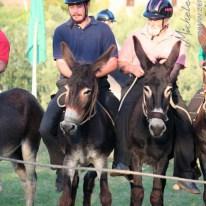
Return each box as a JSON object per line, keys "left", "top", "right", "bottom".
{"left": 0, "top": 0, "right": 203, "bottom": 107}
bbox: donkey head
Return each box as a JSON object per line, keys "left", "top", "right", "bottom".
{"left": 59, "top": 42, "right": 115, "bottom": 135}
{"left": 133, "top": 36, "right": 181, "bottom": 137}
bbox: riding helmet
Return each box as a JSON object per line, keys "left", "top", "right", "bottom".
{"left": 64, "top": 0, "right": 90, "bottom": 5}
{"left": 96, "top": 9, "right": 116, "bottom": 22}
{"left": 143, "top": 0, "right": 173, "bottom": 20}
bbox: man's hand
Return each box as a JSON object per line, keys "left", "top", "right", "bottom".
{"left": 56, "top": 59, "right": 72, "bottom": 78}
{"left": 119, "top": 61, "right": 144, "bottom": 78}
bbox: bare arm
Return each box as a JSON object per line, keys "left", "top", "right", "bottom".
{"left": 118, "top": 60, "right": 144, "bottom": 78}
{"left": 95, "top": 57, "right": 118, "bottom": 78}
{"left": 56, "top": 59, "right": 72, "bottom": 78}
{"left": 0, "top": 60, "right": 7, "bottom": 73}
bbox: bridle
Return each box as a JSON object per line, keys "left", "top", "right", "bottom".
{"left": 57, "top": 81, "right": 98, "bottom": 126}
{"left": 142, "top": 85, "right": 172, "bottom": 122}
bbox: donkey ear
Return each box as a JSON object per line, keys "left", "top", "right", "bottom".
{"left": 133, "top": 36, "right": 152, "bottom": 71}
{"left": 92, "top": 45, "right": 116, "bottom": 72}
{"left": 165, "top": 41, "right": 181, "bottom": 70}
{"left": 61, "top": 41, "right": 76, "bottom": 69}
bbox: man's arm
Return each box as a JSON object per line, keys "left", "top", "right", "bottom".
{"left": 56, "top": 59, "right": 72, "bottom": 78}
{"left": 118, "top": 60, "right": 145, "bottom": 78}
{"left": 95, "top": 57, "right": 117, "bottom": 78}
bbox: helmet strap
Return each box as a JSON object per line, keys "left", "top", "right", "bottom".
{"left": 151, "top": 19, "right": 168, "bottom": 40}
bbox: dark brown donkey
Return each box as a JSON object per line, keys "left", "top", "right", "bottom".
{"left": 0, "top": 88, "right": 43, "bottom": 206}
{"left": 56, "top": 42, "right": 116, "bottom": 206}
{"left": 187, "top": 23, "right": 206, "bottom": 206}
{"left": 188, "top": 96, "right": 206, "bottom": 206}
{"left": 127, "top": 37, "right": 183, "bottom": 206}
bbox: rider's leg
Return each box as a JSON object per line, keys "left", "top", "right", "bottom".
{"left": 98, "top": 89, "right": 120, "bottom": 119}
{"left": 172, "top": 88, "right": 200, "bottom": 194}
{"left": 39, "top": 94, "right": 64, "bottom": 165}
{"left": 112, "top": 79, "right": 143, "bottom": 171}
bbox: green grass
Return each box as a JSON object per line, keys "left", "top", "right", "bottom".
{"left": 0, "top": 142, "right": 204, "bottom": 206}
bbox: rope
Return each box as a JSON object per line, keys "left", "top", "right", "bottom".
{"left": 118, "top": 77, "right": 138, "bottom": 112}
{"left": 97, "top": 101, "right": 115, "bottom": 126}
{"left": 169, "top": 97, "right": 192, "bottom": 124}
{"left": 0, "top": 156, "right": 206, "bottom": 185}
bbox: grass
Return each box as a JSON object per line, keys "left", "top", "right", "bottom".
{"left": 0, "top": 142, "right": 204, "bottom": 206}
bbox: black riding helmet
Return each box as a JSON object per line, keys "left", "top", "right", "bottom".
{"left": 64, "top": 0, "right": 90, "bottom": 5}
{"left": 96, "top": 9, "right": 116, "bottom": 22}
{"left": 144, "top": 0, "right": 173, "bottom": 20}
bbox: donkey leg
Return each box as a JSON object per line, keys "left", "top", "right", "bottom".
{"left": 130, "top": 156, "right": 144, "bottom": 206}
{"left": 199, "top": 154, "right": 206, "bottom": 205}
{"left": 70, "top": 171, "right": 79, "bottom": 206}
{"left": 150, "top": 160, "right": 169, "bottom": 206}
{"left": 11, "top": 161, "right": 33, "bottom": 206}
{"left": 83, "top": 171, "right": 97, "bottom": 206}
{"left": 99, "top": 172, "right": 112, "bottom": 206}
{"left": 59, "top": 174, "right": 73, "bottom": 206}
{"left": 0, "top": 175, "right": 3, "bottom": 192}
{"left": 21, "top": 139, "right": 39, "bottom": 206}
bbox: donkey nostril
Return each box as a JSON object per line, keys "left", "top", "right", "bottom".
{"left": 70, "top": 124, "right": 76, "bottom": 131}
{"left": 149, "top": 120, "right": 166, "bottom": 137}
{"left": 60, "top": 121, "right": 77, "bottom": 134}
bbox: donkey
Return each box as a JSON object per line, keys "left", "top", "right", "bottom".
{"left": 188, "top": 97, "right": 206, "bottom": 205}
{"left": 56, "top": 42, "right": 116, "bottom": 206}
{"left": 0, "top": 88, "right": 43, "bottom": 206}
{"left": 126, "top": 36, "right": 183, "bottom": 206}
{"left": 187, "top": 23, "right": 206, "bottom": 206}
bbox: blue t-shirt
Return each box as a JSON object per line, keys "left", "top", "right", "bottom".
{"left": 53, "top": 17, "right": 118, "bottom": 89}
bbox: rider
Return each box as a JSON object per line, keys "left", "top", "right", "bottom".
{"left": 112, "top": 0, "right": 200, "bottom": 194}
{"left": 199, "top": 47, "right": 206, "bottom": 92}
{"left": 96, "top": 9, "right": 116, "bottom": 27}
{"left": 0, "top": 30, "right": 10, "bottom": 73}
{"left": 96, "top": 9, "right": 130, "bottom": 94}
{"left": 39, "top": 0, "right": 119, "bottom": 178}
{"left": 189, "top": 46, "right": 206, "bottom": 120}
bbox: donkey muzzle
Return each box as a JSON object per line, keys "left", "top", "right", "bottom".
{"left": 149, "top": 118, "right": 166, "bottom": 138}
{"left": 60, "top": 120, "right": 78, "bottom": 135}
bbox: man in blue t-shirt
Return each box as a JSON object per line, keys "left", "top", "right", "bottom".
{"left": 39, "top": 0, "right": 119, "bottom": 167}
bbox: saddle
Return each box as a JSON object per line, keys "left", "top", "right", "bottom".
{"left": 188, "top": 89, "right": 205, "bottom": 122}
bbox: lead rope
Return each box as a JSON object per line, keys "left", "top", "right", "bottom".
{"left": 97, "top": 101, "right": 115, "bottom": 127}
{"left": 118, "top": 77, "right": 138, "bottom": 112}
{"left": 169, "top": 96, "right": 192, "bottom": 124}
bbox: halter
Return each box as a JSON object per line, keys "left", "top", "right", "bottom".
{"left": 142, "top": 86, "right": 169, "bottom": 122}
{"left": 57, "top": 82, "right": 98, "bottom": 126}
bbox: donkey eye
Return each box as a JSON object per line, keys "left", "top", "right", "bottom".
{"left": 82, "top": 88, "right": 92, "bottom": 95}
{"left": 143, "top": 86, "right": 152, "bottom": 98}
